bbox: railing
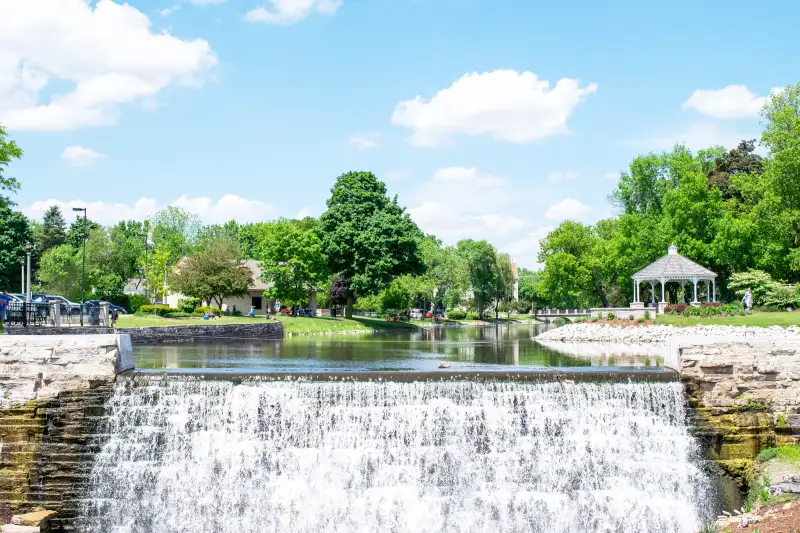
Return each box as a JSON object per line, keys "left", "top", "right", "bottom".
{"left": 532, "top": 308, "right": 591, "bottom": 316}
{"left": 5, "top": 300, "right": 109, "bottom": 328}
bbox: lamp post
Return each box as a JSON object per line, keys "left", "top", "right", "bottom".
{"left": 20, "top": 262, "right": 25, "bottom": 293}
{"left": 25, "top": 242, "right": 32, "bottom": 303}
{"left": 73, "top": 207, "right": 87, "bottom": 326}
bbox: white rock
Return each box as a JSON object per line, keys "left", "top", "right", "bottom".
{"left": 535, "top": 323, "right": 800, "bottom": 344}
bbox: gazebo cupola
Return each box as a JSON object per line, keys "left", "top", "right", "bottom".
{"left": 631, "top": 244, "right": 717, "bottom": 306}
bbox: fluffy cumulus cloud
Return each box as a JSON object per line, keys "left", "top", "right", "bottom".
{"left": 21, "top": 195, "right": 274, "bottom": 225}
{"left": 0, "top": 0, "right": 217, "bottom": 131}
{"left": 348, "top": 132, "right": 379, "bottom": 150}
{"left": 547, "top": 171, "right": 578, "bottom": 183}
{"left": 545, "top": 198, "right": 591, "bottom": 221}
{"left": 682, "top": 85, "right": 776, "bottom": 119}
{"left": 245, "top": 0, "right": 342, "bottom": 24}
{"left": 61, "top": 146, "right": 106, "bottom": 167}
{"left": 391, "top": 69, "right": 597, "bottom": 147}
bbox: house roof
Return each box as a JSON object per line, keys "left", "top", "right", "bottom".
{"left": 633, "top": 244, "right": 716, "bottom": 281}
{"left": 244, "top": 260, "right": 271, "bottom": 291}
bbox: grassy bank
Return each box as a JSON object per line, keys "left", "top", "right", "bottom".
{"left": 115, "top": 314, "right": 419, "bottom": 335}
{"left": 656, "top": 311, "right": 800, "bottom": 327}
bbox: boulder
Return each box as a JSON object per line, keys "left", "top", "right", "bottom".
{"left": 1, "top": 525, "right": 41, "bottom": 533}
{"left": 10, "top": 510, "right": 57, "bottom": 529}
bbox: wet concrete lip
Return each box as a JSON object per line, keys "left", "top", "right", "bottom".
{"left": 118, "top": 369, "right": 679, "bottom": 382}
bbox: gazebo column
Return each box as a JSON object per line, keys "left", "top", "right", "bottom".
{"left": 692, "top": 277, "right": 698, "bottom": 304}
{"left": 680, "top": 282, "right": 686, "bottom": 304}
{"left": 706, "top": 280, "right": 711, "bottom": 303}
{"left": 712, "top": 279, "right": 716, "bottom": 302}
{"left": 660, "top": 279, "right": 666, "bottom": 303}
{"left": 632, "top": 278, "right": 636, "bottom": 303}
{"left": 650, "top": 282, "right": 656, "bottom": 304}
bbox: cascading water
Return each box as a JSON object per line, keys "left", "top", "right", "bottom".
{"left": 80, "top": 379, "right": 712, "bottom": 533}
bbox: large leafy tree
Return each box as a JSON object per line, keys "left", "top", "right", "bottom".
{"left": 107, "top": 220, "right": 147, "bottom": 283}
{"left": 492, "top": 252, "right": 515, "bottom": 318}
{"left": 37, "top": 244, "right": 83, "bottom": 300}
{"left": 320, "top": 171, "right": 424, "bottom": 317}
{"left": 66, "top": 215, "right": 102, "bottom": 249}
{"left": 38, "top": 206, "right": 67, "bottom": 255}
{"left": 149, "top": 206, "right": 202, "bottom": 266}
{"left": 256, "top": 219, "right": 328, "bottom": 314}
{"left": 456, "top": 239, "right": 498, "bottom": 317}
{"left": 0, "top": 206, "right": 34, "bottom": 292}
{"left": 170, "top": 235, "right": 252, "bottom": 308}
{"left": 0, "top": 124, "right": 22, "bottom": 209}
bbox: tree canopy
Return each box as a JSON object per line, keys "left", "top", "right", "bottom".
{"left": 0, "top": 124, "right": 22, "bottom": 209}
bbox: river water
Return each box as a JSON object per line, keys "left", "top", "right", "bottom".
{"left": 77, "top": 325, "right": 727, "bottom": 532}
{"left": 133, "top": 323, "right": 664, "bottom": 373}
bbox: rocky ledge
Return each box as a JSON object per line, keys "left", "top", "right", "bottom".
{"left": 535, "top": 323, "right": 800, "bottom": 343}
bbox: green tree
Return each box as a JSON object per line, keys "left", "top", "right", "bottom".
{"left": 707, "top": 140, "right": 764, "bottom": 199}
{"left": 107, "top": 220, "right": 147, "bottom": 283}
{"left": 0, "top": 124, "right": 23, "bottom": 209}
{"left": 320, "top": 171, "right": 424, "bottom": 317}
{"left": 149, "top": 206, "right": 202, "bottom": 265}
{"left": 517, "top": 268, "right": 542, "bottom": 307}
{"left": 170, "top": 235, "right": 252, "bottom": 309}
{"left": 0, "top": 206, "right": 34, "bottom": 292}
{"left": 37, "top": 245, "right": 82, "bottom": 300}
{"left": 418, "top": 236, "right": 468, "bottom": 311}
{"left": 256, "top": 219, "right": 328, "bottom": 315}
{"left": 66, "top": 215, "right": 102, "bottom": 249}
{"left": 379, "top": 278, "right": 412, "bottom": 316}
{"left": 492, "top": 252, "right": 515, "bottom": 318}
{"left": 456, "top": 239, "right": 498, "bottom": 317}
{"left": 38, "top": 206, "right": 67, "bottom": 255}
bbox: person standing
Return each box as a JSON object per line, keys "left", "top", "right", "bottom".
{"left": 0, "top": 291, "right": 9, "bottom": 329}
{"left": 111, "top": 307, "right": 119, "bottom": 327}
{"left": 743, "top": 288, "right": 753, "bottom": 311}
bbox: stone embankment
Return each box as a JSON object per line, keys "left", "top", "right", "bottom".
{"left": 0, "top": 335, "right": 131, "bottom": 529}
{"left": 5, "top": 322, "right": 284, "bottom": 344}
{"left": 535, "top": 323, "right": 800, "bottom": 343}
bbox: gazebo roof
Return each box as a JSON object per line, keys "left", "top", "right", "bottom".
{"left": 633, "top": 244, "right": 717, "bottom": 281}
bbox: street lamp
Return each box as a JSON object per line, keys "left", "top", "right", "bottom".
{"left": 24, "top": 241, "right": 32, "bottom": 303}
{"left": 73, "top": 207, "right": 87, "bottom": 326}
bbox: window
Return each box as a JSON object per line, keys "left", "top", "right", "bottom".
{"left": 251, "top": 296, "right": 263, "bottom": 310}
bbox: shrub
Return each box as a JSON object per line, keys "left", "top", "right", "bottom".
{"left": 447, "top": 309, "right": 467, "bottom": 320}
{"left": 643, "top": 310, "right": 651, "bottom": 321}
{"left": 466, "top": 312, "right": 481, "bottom": 321}
{"left": 128, "top": 293, "right": 150, "bottom": 312}
{"left": 164, "top": 311, "right": 201, "bottom": 318}
{"left": 179, "top": 297, "right": 201, "bottom": 313}
{"left": 596, "top": 312, "right": 603, "bottom": 320}
{"left": 636, "top": 317, "right": 645, "bottom": 323}
{"left": 664, "top": 304, "right": 688, "bottom": 315}
{"left": 628, "top": 313, "right": 634, "bottom": 320}
{"left": 225, "top": 309, "right": 243, "bottom": 317}
{"left": 137, "top": 305, "right": 181, "bottom": 317}
{"left": 196, "top": 306, "right": 222, "bottom": 315}
{"left": 553, "top": 317, "right": 569, "bottom": 326}
{"left": 606, "top": 312, "right": 615, "bottom": 320}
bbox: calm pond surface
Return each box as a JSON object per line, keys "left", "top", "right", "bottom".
{"left": 134, "top": 324, "right": 665, "bottom": 373}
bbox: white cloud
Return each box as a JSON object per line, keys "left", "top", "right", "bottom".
{"left": 244, "top": 0, "right": 342, "bottom": 24}
{"left": 348, "top": 132, "right": 379, "bottom": 150}
{"left": 682, "top": 85, "right": 777, "bottom": 119}
{"left": 21, "top": 195, "right": 274, "bottom": 225}
{"left": 545, "top": 198, "right": 591, "bottom": 222}
{"left": 61, "top": 146, "right": 106, "bottom": 167}
{"left": 634, "top": 122, "right": 756, "bottom": 151}
{"left": 391, "top": 69, "right": 597, "bottom": 147}
{"left": 406, "top": 167, "right": 530, "bottom": 243}
{"left": 0, "top": 0, "right": 217, "bottom": 131}
{"left": 547, "top": 171, "right": 578, "bottom": 183}
{"left": 505, "top": 226, "right": 553, "bottom": 269}
{"left": 189, "top": 0, "right": 227, "bottom": 4}
{"left": 294, "top": 207, "right": 310, "bottom": 219}
{"left": 159, "top": 5, "right": 181, "bottom": 15}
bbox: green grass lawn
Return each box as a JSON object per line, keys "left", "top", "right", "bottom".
{"left": 116, "top": 313, "right": 419, "bottom": 335}
{"left": 656, "top": 311, "right": 800, "bottom": 327}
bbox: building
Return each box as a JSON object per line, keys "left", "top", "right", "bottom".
{"left": 165, "top": 259, "right": 273, "bottom": 315}
{"left": 631, "top": 244, "right": 717, "bottom": 308}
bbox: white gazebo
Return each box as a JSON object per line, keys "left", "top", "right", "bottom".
{"left": 632, "top": 244, "right": 717, "bottom": 306}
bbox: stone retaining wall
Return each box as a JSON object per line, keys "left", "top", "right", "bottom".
{"left": 676, "top": 337, "right": 800, "bottom": 481}
{"left": 5, "top": 321, "right": 284, "bottom": 344}
{"left": 0, "top": 335, "right": 131, "bottom": 528}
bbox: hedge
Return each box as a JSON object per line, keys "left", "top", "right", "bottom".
{"left": 446, "top": 309, "right": 467, "bottom": 320}
{"left": 196, "top": 306, "right": 222, "bottom": 315}
{"left": 137, "top": 305, "right": 181, "bottom": 317}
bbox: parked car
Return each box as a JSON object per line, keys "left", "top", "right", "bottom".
{"left": 410, "top": 308, "right": 424, "bottom": 319}
{"left": 46, "top": 295, "right": 82, "bottom": 316}
{"left": 85, "top": 300, "right": 127, "bottom": 314}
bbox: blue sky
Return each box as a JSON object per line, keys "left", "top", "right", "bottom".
{"left": 1, "top": 0, "right": 794, "bottom": 267}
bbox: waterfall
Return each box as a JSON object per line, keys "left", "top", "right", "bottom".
{"left": 80, "top": 379, "right": 711, "bottom": 533}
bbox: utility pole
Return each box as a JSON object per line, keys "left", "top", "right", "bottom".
{"left": 73, "top": 207, "right": 87, "bottom": 326}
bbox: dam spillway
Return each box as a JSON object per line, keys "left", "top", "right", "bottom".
{"left": 78, "top": 377, "right": 711, "bottom": 533}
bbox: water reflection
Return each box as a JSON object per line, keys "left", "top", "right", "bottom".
{"left": 134, "top": 324, "right": 665, "bottom": 373}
